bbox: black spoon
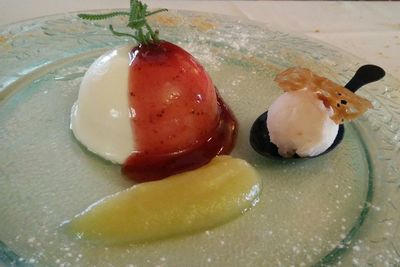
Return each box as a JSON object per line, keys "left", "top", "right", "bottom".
{"left": 249, "top": 64, "right": 385, "bottom": 159}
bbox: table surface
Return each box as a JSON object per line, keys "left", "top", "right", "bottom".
{"left": 1, "top": 1, "right": 399, "bottom": 80}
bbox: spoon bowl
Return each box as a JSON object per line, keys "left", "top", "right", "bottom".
{"left": 249, "top": 64, "right": 385, "bottom": 159}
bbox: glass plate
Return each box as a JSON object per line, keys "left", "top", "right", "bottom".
{"left": 1, "top": 10, "right": 399, "bottom": 267}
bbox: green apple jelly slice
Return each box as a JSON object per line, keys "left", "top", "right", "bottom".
{"left": 63, "top": 156, "right": 261, "bottom": 244}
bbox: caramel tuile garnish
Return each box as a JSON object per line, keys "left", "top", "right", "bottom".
{"left": 274, "top": 67, "right": 373, "bottom": 124}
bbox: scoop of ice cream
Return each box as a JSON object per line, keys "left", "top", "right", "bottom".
{"left": 70, "top": 45, "right": 136, "bottom": 164}
{"left": 266, "top": 89, "right": 339, "bottom": 158}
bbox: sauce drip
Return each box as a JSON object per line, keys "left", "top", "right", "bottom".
{"left": 122, "top": 41, "right": 237, "bottom": 182}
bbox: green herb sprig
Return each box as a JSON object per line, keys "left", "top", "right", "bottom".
{"left": 78, "top": 0, "right": 167, "bottom": 45}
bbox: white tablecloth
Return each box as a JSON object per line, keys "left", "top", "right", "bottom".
{"left": 1, "top": 1, "right": 399, "bottom": 80}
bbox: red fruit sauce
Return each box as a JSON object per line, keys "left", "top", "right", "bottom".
{"left": 122, "top": 41, "right": 237, "bottom": 182}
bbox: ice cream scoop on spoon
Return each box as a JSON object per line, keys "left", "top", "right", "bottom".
{"left": 249, "top": 65, "right": 385, "bottom": 159}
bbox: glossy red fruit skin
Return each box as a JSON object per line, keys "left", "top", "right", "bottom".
{"left": 122, "top": 41, "right": 237, "bottom": 182}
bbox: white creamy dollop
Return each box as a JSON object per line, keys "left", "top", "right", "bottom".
{"left": 71, "top": 45, "right": 136, "bottom": 164}
{"left": 266, "top": 89, "right": 339, "bottom": 158}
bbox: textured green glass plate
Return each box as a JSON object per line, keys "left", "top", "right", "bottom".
{"left": 0, "top": 11, "right": 399, "bottom": 267}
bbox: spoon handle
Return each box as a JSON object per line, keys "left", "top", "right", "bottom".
{"left": 345, "top": 64, "right": 385, "bottom": 92}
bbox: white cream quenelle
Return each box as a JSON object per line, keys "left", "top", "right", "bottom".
{"left": 267, "top": 89, "right": 339, "bottom": 158}
{"left": 70, "top": 45, "right": 136, "bottom": 164}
